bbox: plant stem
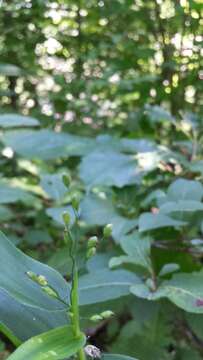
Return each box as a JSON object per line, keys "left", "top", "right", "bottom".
{"left": 71, "top": 264, "right": 80, "bottom": 337}
{"left": 66, "top": 223, "right": 86, "bottom": 360}
{"left": 71, "top": 263, "right": 86, "bottom": 360}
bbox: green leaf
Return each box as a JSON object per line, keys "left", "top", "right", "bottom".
{"left": 119, "top": 232, "right": 152, "bottom": 271}
{"left": 46, "top": 206, "right": 75, "bottom": 226}
{"left": 0, "top": 289, "right": 67, "bottom": 342}
{"left": 81, "top": 194, "right": 137, "bottom": 242}
{"left": 25, "top": 230, "right": 52, "bottom": 246}
{"left": 138, "top": 213, "right": 186, "bottom": 232}
{"left": 8, "top": 325, "right": 86, "bottom": 360}
{"left": 79, "top": 269, "right": 141, "bottom": 305}
{"left": 110, "top": 302, "right": 172, "bottom": 360}
{"left": 158, "top": 263, "right": 180, "bottom": 277}
{"left": 0, "top": 182, "right": 35, "bottom": 205}
{"left": 0, "top": 205, "right": 14, "bottom": 221}
{"left": 166, "top": 178, "right": 203, "bottom": 202}
{"left": 160, "top": 200, "right": 203, "bottom": 215}
{"left": 79, "top": 151, "right": 141, "bottom": 188}
{"left": 40, "top": 174, "right": 67, "bottom": 202}
{"left": 0, "top": 63, "right": 24, "bottom": 77}
{"left": 0, "top": 231, "right": 69, "bottom": 310}
{"left": 2, "top": 129, "right": 95, "bottom": 159}
{"left": 0, "top": 114, "right": 39, "bottom": 128}
{"left": 144, "top": 104, "right": 175, "bottom": 123}
{"left": 131, "top": 271, "right": 203, "bottom": 313}
{"left": 109, "top": 256, "right": 137, "bottom": 269}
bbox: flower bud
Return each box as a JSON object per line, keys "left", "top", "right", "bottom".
{"left": 90, "top": 314, "right": 103, "bottom": 322}
{"left": 86, "top": 247, "right": 96, "bottom": 260}
{"left": 62, "top": 174, "right": 71, "bottom": 188}
{"left": 27, "top": 272, "right": 49, "bottom": 287}
{"left": 100, "top": 310, "right": 114, "bottom": 319}
{"left": 63, "top": 211, "right": 71, "bottom": 226}
{"left": 26, "top": 271, "right": 38, "bottom": 282}
{"left": 42, "top": 286, "right": 58, "bottom": 299}
{"left": 87, "top": 236, "right": 98, "bottom": 248}
{"left": 71, "top": 196, "right": 80, "bottom": 211}
{"left": 103, "top": 224, "right": 113, "bottom": 238}
{"left": 37, "top": 275, "right": 48, "bottom": 286}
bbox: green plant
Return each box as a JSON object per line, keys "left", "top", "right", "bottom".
{"left": 0, "top": 1, "right": 203, "bottom": 358}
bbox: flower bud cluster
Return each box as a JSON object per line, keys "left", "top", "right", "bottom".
{"left": 90, "top": 310, "right": 114, "bottom": 322}
{"left": 26, "top": 271, "right": 59, "bottom": 299}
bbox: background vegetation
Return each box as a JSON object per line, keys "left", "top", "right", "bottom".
{"left": 0, "top": 0, "right": 203, "bottom": 359}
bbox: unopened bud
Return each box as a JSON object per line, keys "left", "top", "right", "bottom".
{"left": 63, "top": 211, "right": 71, "bottom": 226}
{"left": 103, "top": 224, "right": 113, "bottom": 238}
{"left": 42, "top": 286, "right": 58, "bottom": 299}
{"left": 90, "top": 314, "right": 103, "bottom": 322}
{"left": 101, "top": 310, "right": 114, "bottom": 319}
{"left": 26, "top": 271, "right": 38, "bottom": 282}
{"left": 37, "top": 275, "right": 48, "bottom": 286}
{"left": 86, "top": 247, "right": 96, "bottom": 260}
{"left": 71, "top": 196, "right": 80, "bottom": 211}
{"left": 87, "top": 236, "right": 98, "bottom": 248}
{"left": 62, "top": 174, "right": 71, "bottom": 188}
{"left": 26, "top": 271, "right": 49, "bottom": 287}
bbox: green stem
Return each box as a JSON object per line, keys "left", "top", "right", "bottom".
{"left": 65, "top": 223, "right": 86, "bottom": 360}
{"left": 71, "top": 265, "right": 80, "bottom": 337}
{"left": 0, "top": 323, "right": 22, "bottom": 348}
{"left": 71, "top": 263, "right": 86, "bottom": 360}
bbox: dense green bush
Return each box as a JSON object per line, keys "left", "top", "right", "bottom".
{"left": 0, "top": 1, "right": 202, "bottom": 359}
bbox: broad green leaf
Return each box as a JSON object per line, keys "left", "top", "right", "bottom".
{"left": 0, "top": 231, "right": 69, "bottom": 310}
{"left": 79, "top": 269, "right": 141, "bottom": 305}
{"left": 131, "top": 271, "right": 203, "bottom": 313}
{"left": 46, "top": 206, "right": 75, "bottom": 226}
{"left": 0, "top": 205, "right": 14, "bottom": 221}
{"left": 138, "top": 213, "right": 186, "bottom": 232}
{"left": 95, "top": 134, "right": 155, "bottom": 154}
{"left": 109, "top": 256, "right": 137, "bottom": 269}
{"left": 81, "top": 194, "right": 137, "bottom": 242}
{"left": 87, "top": 253, "right": 113, "bottom": 273}
{"left": 40, "top": 174, "right": 67, "bottom": 202}
{"left": 158, "top": 263, "right": 180, "bottom": 277}
{"left": 189, "top": 160, "right": 203, "bottom": 175}
{"left": 0, "top": 63, "right": 23, "bottom": 77}
{"left": 25, "top": 230, "right": 52, "bottom": 246}
{"left": 119, "top": 232, "right": 152, "bottom": 271}
{"left": 48, "top": 248, "right": 84, "bottom": 276}
{"left": 2, "top": 129, "right": 95, "bottom": 159}
{"left": 79, "top": 150, "right": 142, "bottom": 188}
{"left": 8, "top": 325, "right": 86, "bottom": 360}
{"left": 143, "top": 190, "right": 166, "bottom": 207}
{"left": 0, "top": 114, "right": 39, "bottom": 128}
{"left": 166, "top": 178, "right": 203, "bottom": 202}
{"left": 186, "top": 313, "right": 203, "bottom": 339}
{"left": 0, "top": 182, "right": 35, "bottom": 205}
{"left": 160, "top": 200, "right": 203, "bottom": 215}
{"left": 144, "top": 104, "right": 174, "bottom": 123}
{"left": 110, "top": 302, "right": 172, "bottom": 360}
{"left": 0, "top": 290, "right": 66, "bottom": 342}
